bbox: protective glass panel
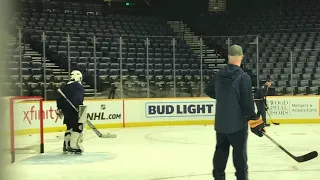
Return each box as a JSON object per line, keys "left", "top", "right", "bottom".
{"left": 259, "top": 34, "right": 293, "bottom": 95}
{"left": 95, "top": 35, "right": 120, "bottom": 99}
{"left": 201, "top": 36, "right": 228, "bottom": 90}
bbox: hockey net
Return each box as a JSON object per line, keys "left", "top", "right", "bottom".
{"left": 1, "top": 96, "right": 44, "bottom": 163}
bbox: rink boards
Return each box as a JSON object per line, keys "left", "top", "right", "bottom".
{"left": 9, "top": 96, "right": 320, "bottom": 135}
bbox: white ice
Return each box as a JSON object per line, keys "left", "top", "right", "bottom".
{"left": 4, "top": 124, "right": 320, "bottom": 180}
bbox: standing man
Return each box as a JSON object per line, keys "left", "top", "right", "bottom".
{"left": 254, "top": 79, "right": 272, "bottom": 126}
{"left": 205, "top": 45, "right": 266, "bottom": 180}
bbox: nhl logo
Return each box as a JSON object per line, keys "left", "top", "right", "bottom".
{"left": 101, "top": 104, "right": 106, "bottom": 110}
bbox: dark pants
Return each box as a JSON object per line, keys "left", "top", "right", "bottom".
{"left": 213, "top": 126, "right": 248, "bottom": 180}
{"left": 255, "top": 101, "right": 266, "bottom": 124}
{"left": 65, "top": 117, "right": 82, "bottom": 133}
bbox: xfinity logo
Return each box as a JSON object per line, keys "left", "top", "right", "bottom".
{"left": 23, "top": 106, "right": 61, "bottom": 124}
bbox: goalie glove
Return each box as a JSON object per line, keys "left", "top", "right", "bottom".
{"left": 248, "top": 117, "right": 266, "bottom": 137}
{"left": 56, "top": 109, "right": 64, "bottom": 119}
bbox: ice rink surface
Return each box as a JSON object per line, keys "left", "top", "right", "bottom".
{"left": 4, "top": 124, "right": 320, "bottom": 180}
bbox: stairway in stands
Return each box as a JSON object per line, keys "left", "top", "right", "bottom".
{"left": 21, "top": 42, "right": 96, "bottom": 97}
{"left": 167, "top": 21, "right": 226, "bottom": 73}
{"left": 208, "top": 0, "right": 227, "bottom": 12}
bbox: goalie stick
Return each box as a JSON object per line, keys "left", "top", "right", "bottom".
{"left": 263, "top": 132, "right": 318, "bottom": 163}
{"left": 57, "top": 89, "right": 117, "bottom": 138}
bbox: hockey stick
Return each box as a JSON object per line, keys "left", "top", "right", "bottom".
{"left": 263, "top": 132, "right": 318, "bottom": 163}
{"left": 254, "top": 99, "right": 280, "bottom": 125}
{"left": 57, "top": 89, "right": 117, "bottom": 138}
{"left": 266, "top": 109, "right": 280, "bottom": 125}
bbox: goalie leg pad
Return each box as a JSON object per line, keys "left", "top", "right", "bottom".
{"left": 70, "top": 123, "right": 84, "bottom": 152}
{"left": 63, "top": 129, "right": 72, "bottom": 151}
{"left": 70, "top": 132, "right": 83, "bottom": 151}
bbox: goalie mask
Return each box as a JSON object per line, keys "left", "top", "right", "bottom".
{"left": 70, "top": 70, "right": 83, "bottom": 83}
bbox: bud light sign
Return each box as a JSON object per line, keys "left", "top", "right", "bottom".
{"left": 145, "top": 101, "right": 215, "bottom": 118}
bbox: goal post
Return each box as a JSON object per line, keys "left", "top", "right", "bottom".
{"left": 7, "top": 96, "right": 44, "bottom": 163}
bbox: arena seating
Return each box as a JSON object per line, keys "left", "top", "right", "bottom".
{"left": 3, "top": 38, "right": 25, "bottom": 96}
{"left": 7, "top": 0, "right": 214, "bottom": 99}
{"left": 186, "top": 0, "right": 320, "bottom": 95}
{"left": 8, "top": 0, "right": 320, "bottom": 98}
{"left": 3, "top": 30, "right": 61, "bottom": 98}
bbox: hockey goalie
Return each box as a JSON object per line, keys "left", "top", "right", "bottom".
{"left": 56, "top": 70, "right": 86, "bottom": 154}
